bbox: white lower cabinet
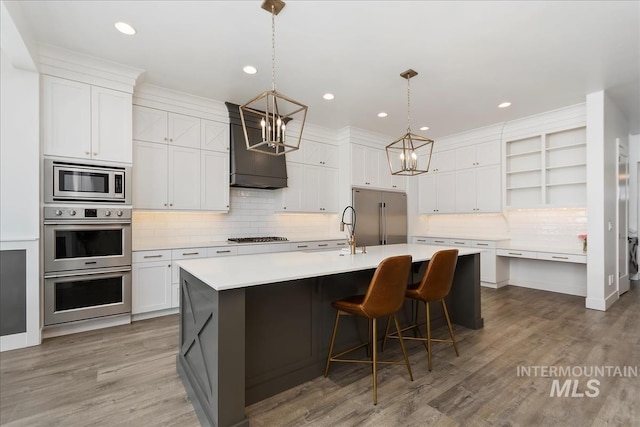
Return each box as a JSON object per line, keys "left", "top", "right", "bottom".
{"left": 132, "top": 250, "right": 172, "bottom": 314}
{"left": 170, "top": 248, "right": 209, "bottom": 308}
{"left": 412, "top": 236, "right": 509, "bottom": 287}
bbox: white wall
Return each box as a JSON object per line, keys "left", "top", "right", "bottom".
{"left": 586, "top": 90, "right": 629, "bottom": 310}
{"left": 0, "top": 50, "right": 39, "bottom": 240}
{"left": 0, "top": 1, "right": 41, "bottom": 350}
{"left": 133, "top": 188, "right": 342, "bottom": 249}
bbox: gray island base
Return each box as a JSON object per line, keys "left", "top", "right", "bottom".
{"left": 176, "top": 244, "right": 482, "bottom": 427}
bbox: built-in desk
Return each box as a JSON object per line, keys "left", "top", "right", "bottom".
{"left": 176, "top": 244, "right": 482, "bottom": 427}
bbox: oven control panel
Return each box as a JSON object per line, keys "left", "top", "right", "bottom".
{"left": 44, "top": 207, "right": 132, "bottom": 220}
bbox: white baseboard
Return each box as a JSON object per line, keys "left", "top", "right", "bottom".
{"left": 507, "top": 279, "right": 586, "bottom": 297}
{"left": 1, "top": 333, "right": 38, "bottom": 352}
{"left": 132, "top": 307, "right": 178, "bottom": 322}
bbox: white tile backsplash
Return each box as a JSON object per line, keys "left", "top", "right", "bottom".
{"left": 133, "top": 188, "right": 340, "bottom": 248}
{"left": 418, "top": 208, "right": 587, "bottom": 251}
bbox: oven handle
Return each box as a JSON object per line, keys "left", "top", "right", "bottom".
{"left": 44, "top": 221, "right": 131, "bottom": 226}
{"left": 44, "top": 266, "right": 132, "bottom": 279}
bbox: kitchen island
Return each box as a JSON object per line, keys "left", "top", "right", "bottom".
{"left": 176, "top": 244, "right": 482, "bottom": 427}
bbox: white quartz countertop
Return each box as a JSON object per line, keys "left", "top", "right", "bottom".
{"left": 414, "top": 234, "right": 511, "bottom": 241}
{"left": 177, "top": 243, "right": 480, "bottom": 291}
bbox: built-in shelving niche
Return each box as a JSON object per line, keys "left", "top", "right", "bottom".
{"left": 505, "top": 126, "right": 586, "bottom": 208}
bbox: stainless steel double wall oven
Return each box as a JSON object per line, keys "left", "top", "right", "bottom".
{"left": 43, "top": 160, "right": 133, "bottom": 326}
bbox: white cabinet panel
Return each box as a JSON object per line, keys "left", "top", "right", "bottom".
{"left": 318, "top": 167, "right": 338, "bottom": 213}
{"left": 476, "top": 141, "right": 501, "bottom": 166}
{"left": 133, "top": 105, "right": 167, "bottom": 143}
{"left": 91, "top": 86, "right": 132, "bottom": 163}
{"left": 455, "top": 169, "right": 476, "bottom": 213}
{"left": 168, "top": 146, "right": 201, "bottom": 209}
{"left": 437, "top": 172, "right": 456, "bottom": 213}
{"left": 201, "top": 119, "right": 229, "bottom": 152}
{"left": 168, "top": 113, "right": 200, "bottom": 148}
{"left": 42, "top": 76, "right": 91, "bottom": 159}
{"left": 132, "top": 258, "right": 172, "bottom": 314}
{"left": 43, "top": 76, "right": 132, "bottom": 164}
{"left": 455, "top": 146, "right": 477, "bottom": 170}
{"left": 281, "top": 162, "right": 304, "bottom": 212}
{"left": 475, "top": 165, "right": 501, "bottom": 212}
{"left": 133, "top": 141, "right": 168, "bottom": 209}
{"left": 430, "top": 150, "right": 456, "bottom": 173}
{"left": 418, "top": 174, "right": 437, "bottom": 214}
{"left": 303, "top": 165, "right": 321, "bottom": 211}
{"left": 201, "top": 150, "right": 229, "bottom": 211}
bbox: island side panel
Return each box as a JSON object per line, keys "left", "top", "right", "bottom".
{"left": 177, "top": 269, "right": 249, "bottom": 427}
{"left": 448, "top": 252, "right": 483, "bottom": 329}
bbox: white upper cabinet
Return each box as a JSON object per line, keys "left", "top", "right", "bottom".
{"left": 132, "top": 103, "right": 229, "bottom": 212}
{"left": 429, "top": 150, "right": 456, "bottom": 173}
{"left": 455, "top": 165, "right": 501, "bottom": 213}
{"left": 201, "top": 150, "right": 230, "bottom": 211}
{"left": 418, "top": 171, "right": 456, "bottom": 214}
{"left": 42, "top": 75, "right": 132, "bottom": 163}
{"left": 133, "top": 105, "right": 200, "bottom": 148}
{"left": 201, "top": 119, "right": 229, "bottom": 152}
{"left": 91, "top": 86, "right": 133, "bottom": 163}
{"left": 455, "top": 140, "right": 500, "bottom": 169}
{"left": 351, "top": 144, "right": 404, "bottom": 191}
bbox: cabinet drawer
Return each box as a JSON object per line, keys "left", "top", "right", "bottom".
{"left": 412, "top": 237, "right": 429, "bottom": 244}
{"left": 536, "top": 252, "right": 586, "bottom": 264}
{"left": 133, "top": 250, "right": 172, "bottom": 263}
{"left": 471, "top": 240, "right": 498, "bottom": 249}
{"left": 237, "top": 243, "right": 292, "bottom": 255}
{"left": 428, "top": 238, "right": 470, "bottom": 246}
{"left": 496, "top": 249, "right": 537, "bottom": 259}
{"left": 206, "top": 246, "right": 238, "bottom": 257}
{"left": 171, "top": 247, "right": 208, "bottom": 260}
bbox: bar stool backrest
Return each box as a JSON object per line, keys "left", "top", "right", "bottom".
{"left": 415, "top": 249, "right": 459, "bottom": 301}
{"left": 361, "top": 255, "right": 412, "bottom": 318}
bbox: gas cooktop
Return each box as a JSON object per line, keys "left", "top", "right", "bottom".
{"left": 227, "top": 236, "right": 289, "bottom": 243}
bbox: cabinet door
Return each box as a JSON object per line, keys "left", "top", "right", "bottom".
{"left": 476, "top": 140, "right": 500, "bottom": 166}
{"left": 455, "top": 146, "right": 477, "bottom": 169}
{"left": 133, "top": 105, "right": 167, "bottom": 143}
{"left": 455, "top": 169, "right": 476, "bottom": 213}
{"left": 281, "top": 162, "right": 304, "bottom": 211}
{"left": 432, "top": 150, "right": 456, "bottom": 173}
{"left": 364, "top": 147, "right": 380, "bottom": 187}
{"left": 91, "top": 86, "right": 132, "bottom": 163}
{"left": 303, "top": 165, "right": 321, "bottom": 211}
{"left": 303, "top": 140, "right": 321, "bottom": 166}
{"left": 318, "top": 167, "right": 338, "bottom": 213}
{"left": 133, "top": 141, "right": 168, "bottom": 209}
{"left": 201, "top": 119, "right": 229, "bottom": 152}
{"left": 132, "top": 260, "right": 172, "bottom": 314}
{"left": 391, "top": 174, "right": 405, "bottom": 191}
{"left": 321, "top": 143, "right": 339, "bottom": 168}
{"left": 201, "top": 150, "right": 229, "bottom": 211}
{"left": 351, "top": 145, "right": 367, "bottom": 186}
{"left": 168, "top": 146, "right": 201, "bottom": 209}
{"left": 168, "top": 113, "right": 200, "bottom": 148}
{"left": 418, "top": 173, "right": 438, "bottom": 214}
{"left": 475, "top": 164, "right": 501, "bottom": 212}
{"left": 437, "top": 171, "right": 457, "bottom": 213}
{"left": 42, "top": 75, "right": 91, "bottom": 159}
{"left": 377, "top": 150, "right": 394, "bottom": 190}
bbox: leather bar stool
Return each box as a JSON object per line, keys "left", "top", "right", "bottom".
{"left": 324, "top": 255, "right": 414, "bottom": 405}
{"left": 383, "top": 249, "right": 459, "bottom": 371}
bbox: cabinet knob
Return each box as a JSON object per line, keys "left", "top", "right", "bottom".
{"left": 169, "top": 138, "right": 173, "bottom": 142}
{"left": 93, "top": 152, "right": 98, "bottom": 156}
{"left": 168, "top": 265, "right": 171, "bottom": 268}
{"left": 85, "top": 151, "right": 90, "bottom": 155}
{"left": 164, "top": 137, "right": 168, "bottom": 142}
{"left": 164, "top": 203, "right": 167, "bottom": 206}
{"left": 169, "top": 203, "right": 173, "bottom": 206}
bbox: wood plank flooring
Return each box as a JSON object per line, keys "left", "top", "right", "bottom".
{"left": 1, "top": 283, "right": 638, "bottom": 426}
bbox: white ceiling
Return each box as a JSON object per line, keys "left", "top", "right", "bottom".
{"left": 7, "top": 0, "right": 640, "bottom": 139}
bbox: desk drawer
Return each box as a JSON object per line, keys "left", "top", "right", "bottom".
{"left": 537, "top": 252, "right": 586, "bottom": 264}
{"left": 496, "top": 249, "right": 537, "bottom": 259}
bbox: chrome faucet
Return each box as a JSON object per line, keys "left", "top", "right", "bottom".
{"left": 340, "top": 206, "right": 357, "bottom": 254}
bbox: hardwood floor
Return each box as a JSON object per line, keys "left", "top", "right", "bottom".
{"left": 1, "top": 283, "right": 638, "bottom": 426}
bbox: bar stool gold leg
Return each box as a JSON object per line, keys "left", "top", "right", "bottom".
{"left": 393, "top": 315, "right": 413, "bottom": 381}
{"left": 324, "top": 310, "right": 341, "bottom": 377}
{"left": 442, "top": 299, "right": 459, "bottom": 357}
{"left": 372, "top": 318, "right": 378, "bottom": 405}
{"left": 425, "top": 301, "right": 432, "bottom": 371}
{"left": 381, "top": 316, "right": 392, "bottom": 351}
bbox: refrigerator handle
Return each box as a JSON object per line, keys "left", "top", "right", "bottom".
{"left": 381, "top": 202, "right": 387, "bottom": 245}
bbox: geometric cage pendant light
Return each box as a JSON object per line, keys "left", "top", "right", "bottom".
{"left": 385, "top": 69, "right": 434, "bottom": 175}
{"left": 240, "top": 0, "right": 308, "bottom": 156}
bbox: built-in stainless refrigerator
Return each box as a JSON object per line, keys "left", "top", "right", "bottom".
{"left": 352, "top": 188, "right": 407, "bottom": 246}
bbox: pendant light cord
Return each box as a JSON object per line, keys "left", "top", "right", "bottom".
{"left": 271, "top": 5, "right": 276, "bottom": 92}
{"left": 406, "top": 75, "right": 411, "bottom": 133}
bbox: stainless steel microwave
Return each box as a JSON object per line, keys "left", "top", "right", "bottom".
{"left": 44, "top": 159, "right": 131, "bottom": 204}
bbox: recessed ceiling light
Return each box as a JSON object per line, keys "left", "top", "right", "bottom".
{"left": 377, "top": 112, "right": 388, "bottom": 118}
{"left": 498, "top": 102, "right": 512, "bottom": 109}
{"left": 323, "top": 93, "right": 335, "bottom": 100}
{"left": 114, "top": 21, "right": 136, "bottom": 35}
{"left": 420, "top": 126, "right": 429, "bottom": 131}
{"left": 243, "top": 65, "right": 257, "bottom": 75}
